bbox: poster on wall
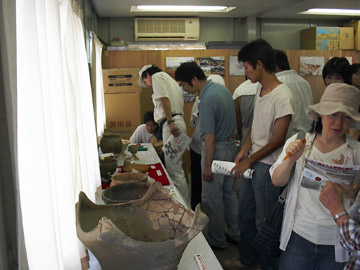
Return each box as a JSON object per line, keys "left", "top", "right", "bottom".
{"left": 166, "top": 57, "right": 194, "bottom": 78}
{"left": 166, "top": 57, "right": 195, "bottom": 102}
{"left": 299, "top": 56, "right": 325, "bottom": 76}
{"left": 230, "top": 56, "right": 245, "bottom": 75}
{"left": 197, "top": 56, "right": 226, "bottom": 76}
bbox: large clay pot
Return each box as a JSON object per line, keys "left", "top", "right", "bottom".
{"left": 100, "top": 133, "right": 123, "bottom": 154}
{"left": 110, "top": 172, "right": 148, "bottom": 187}
{"left": 76, "top": 182, "right": 209, "bottom": 270}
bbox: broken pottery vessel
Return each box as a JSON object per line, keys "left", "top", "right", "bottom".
{"left": 110, "top": 172, "right": 148, "bottom": 187}
{"left": 76, "top": 182, "right": 208, "bottom": 270}
{"left": 102, "top": 182, "right": 150, "bottom": 204}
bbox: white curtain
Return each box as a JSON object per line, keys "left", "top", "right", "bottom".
{"left": 17, "top": 0, "right": 101, "bottom": 269}
{"left": 91, "top": 32, "right": 106, "bottom": 141}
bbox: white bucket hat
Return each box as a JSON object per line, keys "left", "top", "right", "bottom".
{"left": 138, "top": 64, "right": 152, "bottom": 88}
{"left": 307, "top": 83, "right": 360, "bottom": 129}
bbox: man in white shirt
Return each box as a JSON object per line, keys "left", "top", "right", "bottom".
{"left": 130, "top": 111, "right": 159, "bottom": 144}
{"left": 228, "top": 39, "right": 293, "bottom": 270}
{"left": 138, "top": 65, "right": 189, "bottom": 202}
{"left": 275, "top": 50, "right": 313, "bottom": 137}
{"left": 232, "top": 79, "right": 258, "bottom": 147}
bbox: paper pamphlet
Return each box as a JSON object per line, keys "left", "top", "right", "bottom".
{"left": 211, "top": 160, "right": 254, "bottom": 179}
{"left": 300, "top": 157, "right": 360, "bottom": 190}
{"left": 162, "top": 133, "right": 192, "bottom": 164}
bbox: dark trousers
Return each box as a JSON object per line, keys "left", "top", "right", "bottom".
{"left": 190, "top": 148, "right": 202, "bottom": 210}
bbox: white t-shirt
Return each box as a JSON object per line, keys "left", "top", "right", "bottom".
{"left": 293, "top": 144, "right": 346, "bottom": 245}
{"left": 232, "top": 79, "right": 259, "bottom": 100}
{"left": 233, "top": 80, "right": 259, "bottom": 146}
{"left": 250, "top": 83, "right": 294, "bottom": 165}
{"left": 276, "top": 70, "right": 313, "bottom": 137}
{"left": 151, "top": 72, "right": 184, "bottom": 123}
{"left": 129, "top": 124, "right": 154, "bottom": 144}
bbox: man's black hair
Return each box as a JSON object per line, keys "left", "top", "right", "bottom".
{"left": 274, "top": 49, "right": 291, "bottom": 71}
{"left": 140, "top": 65, "right": 162, "bottom": 81}
{"left": 238, "top": 39, "right": 276, "bottom": 73}
{"left": 351, "top": 63, "right": 360, "bottom": 74}
{"left": 175, "top": 61, "right": 206, "bottom": 86}
{"left": 322, "top": 57, "right": 352, "bottom": 85}
{"left": 143, "top": 111, "right": 156, "bottom": 124}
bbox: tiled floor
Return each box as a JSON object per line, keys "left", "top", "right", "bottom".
{"left": 208, "top": 239, "right": 240, "bottom": 269}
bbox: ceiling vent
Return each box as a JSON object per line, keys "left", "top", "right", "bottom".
{"left": 134, "top": 18, "right": 199, "bottom": 41}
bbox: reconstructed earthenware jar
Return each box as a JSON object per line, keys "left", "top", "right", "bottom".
{"left": 76, "top": 182, "right": 208, "bottom": 270}
{"left": 99, "top": 157, "right": 118, "bottom": 180}
{"left": 100, "top": 133, "right": 123, "bottom": 154}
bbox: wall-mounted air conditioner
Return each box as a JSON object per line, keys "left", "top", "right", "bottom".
{"left": 134, "top": 18, "right": 199, "bottom": 41}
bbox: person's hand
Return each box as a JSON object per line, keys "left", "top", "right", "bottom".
{"left": 234, "top": 150, "right": 248, "bottom": 164}
{"left": 230, "top": 158, "right": 252, "bottom": 178}
{"left": 169, "top": 123, "right": 180, "bottom": 137}
{"left": 319, "top": 182, "right": 345, "bottom": 215}
{"left": 338, "top": 183, "right": 360, "bottom": 200}
{"left": 203, "top": 166, "right": 213, "bottom": 181}
{"left": 284, "top": 138, "right": 306, "bottom": 163}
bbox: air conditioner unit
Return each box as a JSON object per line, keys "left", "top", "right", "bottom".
{"left": 134, "top": 18, "right": 199, "bottom": 41}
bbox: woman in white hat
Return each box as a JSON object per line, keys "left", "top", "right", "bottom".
{"left": 270, "top": 83, "right": 360, "bottom": 270}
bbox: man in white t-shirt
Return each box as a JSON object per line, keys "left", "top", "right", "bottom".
{"left": 138, "top": 65, "right": 189, "bottom": 202}
{"left": 227, "top": 39, "right": 294, "bottom": 270}
{"left": 130, "top": 111, "right": 159, "bottom": 144}
{"left": 275, "top": 49, "right": 313, "bottom": 137}
{"left": 232, "top": 79, "right": 258, "bottom": 147}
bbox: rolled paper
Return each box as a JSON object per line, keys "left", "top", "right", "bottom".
{"left": 211, "top": 160, "right": 254, "bottom": 179}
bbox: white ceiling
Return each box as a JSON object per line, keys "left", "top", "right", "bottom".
{"left": 91, "top": 0, "right": 360, "bottom": 20}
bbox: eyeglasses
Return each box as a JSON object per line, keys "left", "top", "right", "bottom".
{"left": 327, "top": 113, "right": 353, "bottom": 123}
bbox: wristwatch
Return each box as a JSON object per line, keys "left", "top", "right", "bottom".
{"left": 333, "top": 210, "right": 349, "bottom": 222}
{"left": 167, "top": 119, "right": 175, "bottom": 125}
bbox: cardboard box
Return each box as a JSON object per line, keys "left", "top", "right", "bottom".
{"left": 103, "top": 68, "right": 142, "bottom": 94}
{"left": 301, "top": 27, "right": 340, "bottom": 40}
{"left": 104, "top": 93, "right": 141, "bottom": 139}
{"left": 301, "top": 38, "right": 339, "bottom": 51}
{"left": 344, "top": 20, "right": 360, "bottom": 50}
{"left": 339, "top": 27, "right": 355, "bottom": 49}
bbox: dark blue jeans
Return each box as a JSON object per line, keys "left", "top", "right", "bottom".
{"left": 190, "top": 148, "right": 202, "bottom": 210}
{"left": 279, "top": 231, "right": 346, "bottom": 270}
{"left": 238, "top": 162, "right": 281, "bottom": 269}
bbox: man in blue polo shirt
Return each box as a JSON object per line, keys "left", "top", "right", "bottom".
{"left": 175, "top": 61, "right": 239, "bottom": 250}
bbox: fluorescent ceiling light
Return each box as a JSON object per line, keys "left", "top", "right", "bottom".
{"left": 131, "top": 5, "right": 236, "bottom": 13}
{"left": 299, "top": 8, "right": 360, "bottom": 16}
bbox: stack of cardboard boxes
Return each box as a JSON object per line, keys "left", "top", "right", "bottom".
{"left": 102, "top": 68, "right": 141, "bottom": 139}
{"left": 344, "top": 20, "right": 360, "bottom": 50}
{"left": 301, "top": 23, "right": 358, "bottom": 51}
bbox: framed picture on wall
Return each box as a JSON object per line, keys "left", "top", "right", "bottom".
{"left": 229, "top": 56, "right": 245, "bottom": 75}
{"left": 299, "top": 56, "right": 325, "bottom": 76}
{"left": 166, "top": 57, "right": 195, "bottom": 102}
{"left": 197, "top": 56, "right": 225, "bottom": 76}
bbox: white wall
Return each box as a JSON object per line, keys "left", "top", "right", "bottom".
{"left": 96, "top": 16, "right": 352, "bottom": 50}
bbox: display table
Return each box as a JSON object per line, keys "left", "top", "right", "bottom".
{"left": 92, "top": 143, "right": 223, "bottom": 270}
